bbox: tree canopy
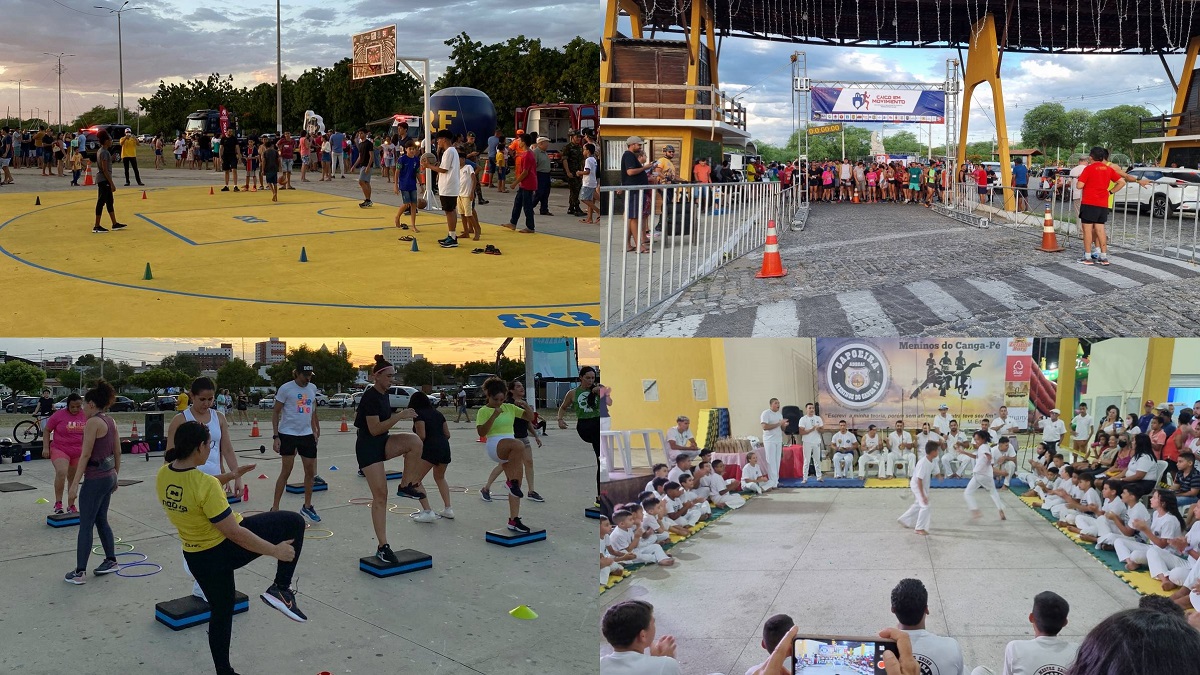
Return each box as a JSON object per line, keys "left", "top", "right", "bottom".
{"left": 266, "top": 346, "right": 357, "bottom": 391}
{"left": 0, "top": 361, "right": 47, "bottom": 397}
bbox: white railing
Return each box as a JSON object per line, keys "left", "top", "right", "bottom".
{"left": 600, "top": 181, "right": 787, "bottom": 335}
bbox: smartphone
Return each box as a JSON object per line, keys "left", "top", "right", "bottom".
{"left": 793, "top": 635, "right": 897, "bottom": 675}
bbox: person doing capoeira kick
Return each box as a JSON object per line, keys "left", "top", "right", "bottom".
{"left": 961, "top": 431, "right": 1007, "bottom": 521}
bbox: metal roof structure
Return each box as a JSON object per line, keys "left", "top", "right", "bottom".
{"left": 629, "top": 0, "right": 1200, "bottom": 54}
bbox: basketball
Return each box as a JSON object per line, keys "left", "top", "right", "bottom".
{"left": 420, "top": 152, "right": 437, "bottom": 166}
{"left": 418, "top": 198, "right": 428, "bottom": 210}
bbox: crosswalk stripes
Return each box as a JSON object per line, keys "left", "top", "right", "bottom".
{"left": 1121, "top": 251, "right": 1199, "bottom": 277}
{"left": 1067, "top": 261, "right": 1142, "bottom": 289}
{"left": 836, "top": 290, "right": 899, "bottom": 336}
{"left": 964, "top": 278, "right": 1041, "bottom": 310}
{"left": 1023, "top": 266, "right": 1095, "bottom": 297}
{"left": 905, "top": 280, "right": 973, "bottom": 322}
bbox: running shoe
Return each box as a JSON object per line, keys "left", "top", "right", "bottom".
{"left": 64, "top": 569, "right": 86, "bottom": 585}
{"left": 261, "top": 584, "right": 307, "bottom": 622}
{"left": 93, "top": 559, "right": 119, "bottom": 575}
{"left": 92, "top": 225, "right": 108, "bottom": 233}
{"left": 1080, "top": 256, "right": 1094, "bottom": 265}
{"left": 507, "top": 517, "right": 531, "bottom": 533}
{"left": 357, "top": 469, "right": 364, "bottom": 477}
{"left": 412, "top": 510, "right": 438, "bottom": 523}
{"left": 359, "top": 200, "right": 373, "bottom": 208}
{"left": 221, "top": 186, "right": 229, "bottom": 191}
{"left": 1099, "top": 256, "right": 1111, "bottom": 266}
{"left": 479, "top": 487, "right": 492, "bottom": 502}
{"left": 312, "top": 475, "right": 327, "bottom": 486}
{"left": 112, "top": 222, "right": 128, "bottom": 231}
{"left": 376, "top": 544, "right": 399, "bottom": 565}
{"left": 395, "top": 483, "right": 426, "bottom": 500}
{"left": 300, "top": 505, "right": 321, "bottom": 522}
{"left": 438, "top": 237, "right": 458, "bottom": 248}
{"left": 53, "top": 501, "right": 63, "bottom": 514}
{"left": 67, "top": 505, "right": 78, "bottom": 514}
{"left": 505, "top": 479, "right": 524, "bottom": 498}
{"left": 233, "top": 186, "right": 239, "bottom": 192}
{"left": 439, "top": 507, "right": 455, "bottom": 519}
{"left": 527, "top": 491, "right": 545, "bottom": 503}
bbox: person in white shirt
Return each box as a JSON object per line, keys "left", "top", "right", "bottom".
{"left": 932, "top": 404, "right": 952, "bottom": 435}
{"left": 607, "top": 510, "right": 675, "bottom": 566}
{"left": 859, "top": 425, "right": 887, "bottom": 479}
{"left": 1071, "top": 403, "right": 1095, "bottom": 462}
{"left": 798, "top": 402, "right": 825, "bottom": 483}
{"left": 915, "top": 423, "right": 942, "bottom": 475}
{"left": 891, "top": 578, "right": 965, "bottom": 675}
{"left": 745, "top": 614, "right": 795, "bottom": 675}
{"left": 600, "top": 516, "right": 635, "bottom": 586}
{"left": 663, "top": 482, "right": 701, "bottom": 528}
{"left": 899, "top": 442, "right": 940, "bottom": 534}
{"left": 1039, "top": 409, "right": 1068, "bottom": 455}
{"left": 703, "top": 460, "right": 746, "bottom": 509}
{"left": 600, "top": 600, "right": 683, "bottom": 675}
{"left": 829, "top": 420, "right": 858, "bottom": 479}
{"left": 678, "top": 473, "right": 711, "bottom": 521}
{"left": 963, "top": 430, "right": 1007, "bottom": 521}
{"left": 270, "top": 362, "right": 322, "bottom": 519}
{"left": 995, "top": 436, "right": 1018, "bottom": 487}
{"left": 1076, "top": 479, "right": 1128, "bottom": 542}
{"left": 969, "top": 591, "right": 1078, "bottom": 675}
{"left": 1114, "top": 488, "right": 1186, "bottom": 571}
{"left": 426, "top": 129, "right": 462, "bottom": 246}
{"left": 665, "top": 416, "right": 699, "bottom": 460}
{"left": 1146, "top": 500, "right": 1200, "bottom": 591}
{"left": 942, "top": 420, "right": 972, "bottom": 478}
{"left": 1052, "top": 471, "right": 1103, "bottom": 527}
{"left": 992, "top": 405, "right": 1019, "bottom": 453}
{"left": 666, "top": 454, "right": 692, "bottom": 485}
{"left": 1094, "top": 485, "right": 1151, "bottom": 548}
{"left": 644, "top": 464, "right": 669, "bottom": 494}
{"left": 887, "top": 420, "right": 915, "bottom": 479}
{"left": 760, "top": 399, "right": 785, "bottom": 489}
{"left": 741, "top": 451, "right": 769, "bottom": 493}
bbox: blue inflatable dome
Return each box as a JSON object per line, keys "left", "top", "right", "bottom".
{"left": 428, "top": 87, "right": 497, "bottom": 143}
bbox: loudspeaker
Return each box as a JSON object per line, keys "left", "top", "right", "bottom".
{"left": 145, "top": 412, "right": 165, "bottom": 440}
{"left": 781, "top": 405, "right": 802, "bottom": 435}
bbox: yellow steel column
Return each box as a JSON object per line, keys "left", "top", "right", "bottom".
{"left": 1142, "top": 338, "right": 1176, "bottom": 409}
{"left": 958, "top": 14, "right": 1014, "bottom": 211}
{"left": 684, "top": 0, "right": 705, "bottom": 120}
{"left": 1055, "top": 338, "right": 1079, "bottom": 417}
{"left": 601, "top": 0, "right": 644, "bottom": 107}
{"left": 1162, "top": 37, "right": 1200, "bottom": 165}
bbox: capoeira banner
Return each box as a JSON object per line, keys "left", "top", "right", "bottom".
{"left": 811, "top": 87, "right": 945, "bottom": 123}
{"left": 816, "top": 338, "right": 1028, "bottom": 428}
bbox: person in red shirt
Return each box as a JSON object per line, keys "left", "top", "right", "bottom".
{"left": 504, "top": 133, "right": 538, "bottom": 234}
{"left": 972, "top": 165, "right": 988, "bottom": 203}
{"left": 277, "top": 131, "right": 295, "bottom": 190}
{"left": 1074, "top": 147, "right": 1126, "bottom": 266}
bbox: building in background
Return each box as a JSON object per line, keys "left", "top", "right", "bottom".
{"left": 177, "top": 343, "right": 234, "bottom": 371}
{"left": 381, "top": 341, "right": 424, "bottom": 367}
{"left": 255, "top": 337, "right": 287, "bottom": 365}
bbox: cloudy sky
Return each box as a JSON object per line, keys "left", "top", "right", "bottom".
{"left": 0, "top": 0, "right": 598, "bottom": 125}
{"left": 615, "top": 17, "right": 1182, "bottom": 148}
{"left": 0, "top": 338, "right": 600, "bottom": 367}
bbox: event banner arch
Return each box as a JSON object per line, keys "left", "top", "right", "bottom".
{"left": 816, "top": 338, "right": 1033, "bottom": 430}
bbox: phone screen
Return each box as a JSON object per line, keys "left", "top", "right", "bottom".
{"left": 792, "top": 636, "right": 896, "bottom": 675}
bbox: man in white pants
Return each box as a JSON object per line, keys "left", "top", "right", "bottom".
{"left": 760, "top": 398, "right": 785, "bottom": 489}
{"left": 995, "top": 436, "right": 1018, "bottom": 488}
{"left": 830, "top": 420, "right": 858, "bottom": 479}
{"left": 858, "top": 425, "right": 886, "bottom": 479}
{"left": 1070, "top": 403, "right": 1095, "bottom": 463}
{"left": 991, "top": 405, "right": 1020, "bottom": 454}
{"left": 899, "top": 442, "right": 939, "bottom": 534}
{"left": 942, "top": 420, "right": 972, "bottom": 478}
{"left": 798, "top": 402, "right": 825, "bottom": 483}
{"left": 963, "top": 430, "right": 1007, "bottom": 521}
{"left": 887, "top": 420, "right": 915, "bottom": 479}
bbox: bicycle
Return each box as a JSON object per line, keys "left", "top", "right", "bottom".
{"left": 13, "top": 413, "right": 50, "bottom": 444}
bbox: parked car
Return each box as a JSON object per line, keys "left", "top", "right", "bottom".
{"left": 1112, "top": 166, "right": 1200, "bottom": 218}
{"left": 110, "top": 396, "right": 137, "bottom": 412}
{"left": 314, "top": 392, "right": 329, "bottom": 406}
{"left": 79, "top": 124, "right": 134, "bottom": 162}
{"left": 328, "top": 393, "right": 354, "bottom": 408}
{"left": 139, "top": 395, "right": 177, "bottom": 411}
{"left": 428, "top": 392, "right": 443, "bottom": 406}
{"left": 137, "top": 134, "right": 153, "bottom": 143}
{"left": 386, "top": 386, "right": 419, "bottom": 411}
{"left": 9, "top": 396, "right": 39, "bottom": 414}
{"left": 258, "top": 396, "right": 276, "bottom": 409}
{"left": 352, "top": 391, "right": 365, "bottom": 407}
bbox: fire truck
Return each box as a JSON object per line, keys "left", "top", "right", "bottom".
{"left": 513, "top": 103, "right": 598, "bottom": 179}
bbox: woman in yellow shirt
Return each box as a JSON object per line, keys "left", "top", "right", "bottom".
{"left": 157, "top": 421, "right": 307, "bottom": 675}
{"left": 476, "top": 377, "right": 536, "bottom": 533}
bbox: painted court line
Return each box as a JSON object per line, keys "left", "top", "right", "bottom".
{"left": 836, "top": 290, "right": 898, "bottom": 336}
{"left": 133, "top": 213, "right": 198, "bottom": 245}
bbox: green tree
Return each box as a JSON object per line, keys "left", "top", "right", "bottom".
{"left": 160, "top": 354, "right": 201, "bottom": 377}
{"left": 127, "top": 368, "right": 189, "bottom": 395}
{"left": 882, "top": 130, "right": 923, "bottom": 155}
{"left": 0, "top": 361, "right": 47, "bottom": 397}
{"left": 1064, "top": 108, "right": 1093, "bottom": 151}
{"left": 266, "top": 346, "right": 356, "bottom": 392}
{"left": 1086, "top": 105, "right": 1150, "bottom": 158}
{"left": 1020, "top": 103, "right": 1068, "bottom": 151}
{"left": 67, "top": 105, "right": 135, "bottom": 131}
{"left": 402, "top": 359, "right": 443, "bottom": 387}
{"left": 216, "top": 358, "right": 263, "bottom": 395}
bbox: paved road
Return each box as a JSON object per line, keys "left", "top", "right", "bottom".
{"left": 611, "top": 202, "right": 1200, "bottom": 336}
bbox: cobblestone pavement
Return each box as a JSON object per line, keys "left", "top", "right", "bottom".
{"left": 609, "top": 201, "right": 1200, "bottom": 337}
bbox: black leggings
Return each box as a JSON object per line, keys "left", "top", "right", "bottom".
{"left": 95, "top": 182, "right": 114, "bottom": 216}
{"left": 577, "top": 416, "right": 601, "bottom": 487}
{"left": 183, "top": 511, "right": 305, "bottom": 675}
{"left": 76, "top": 473, "right": 116, "bottom": 571}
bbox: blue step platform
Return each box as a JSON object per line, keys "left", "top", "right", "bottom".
{"left": 155, "top": 592, "right": 249, "bottom": 631}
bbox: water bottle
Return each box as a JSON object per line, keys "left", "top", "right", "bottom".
{"left": 23, "top": 449, "right": 31, "bottom": 462}
{"left": 242, "top": 485, "right": 249, "bottom": 502}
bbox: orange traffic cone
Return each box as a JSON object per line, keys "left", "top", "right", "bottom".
{"left": 84, "top": 163, "right": 94, "bottom": 186}
{"left": 1037, "top": 205, "right": 1064, "bottom": 253}
{"left": 130, "top": 421, "right": 140, "bottom": 440}
{"left": 209, "top": 186, "right": 215, "bottom": 195}
{"left": 339, "top": 415, "right": 349, "bottom": 433}
{"left": 481, "top": 162, "right": 492, "bottom": 187}
{"left": 755, "top": 220, "right": 788, "bottom": 278}
{"left": 250, "top": 418, "right": 261, "bottom": 438}
{"left": 852, "top": 186, "right": 860, "bottom": 203}
{"left": 142, "top": 190, "right": 148, "bottom": 199}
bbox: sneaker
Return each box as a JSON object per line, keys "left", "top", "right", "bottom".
{"left": 93, "top": 559, "right": 119, "bottom": 575}
{"left": 67, "top": 505, "right": 78, "bottom": 514}
{"left": 357, "top": 469, "right": 364, "bottom": 477}
{"left": 92, "top": 225, "right": 108, "bottom": 233}
{"left": 527, "top": 491, "right": 545, "bottom": 503}
{"left": 1080, "top": 256, "right": 1094, "bottom": 265}
{"left": 395, "top": 483, "right": 426, "bottom": 500}
{"left": 64, "top": 569, "right": 86, "bottom": 585}
{"left": 1099, "top": 256, "right": 1111, "bottom": 266}
{"left": 261, "top": 584, "right": 307, "bottom": 622}
{"left": 376, "top": 543, "right": 399, "bottom": 565}
{"left": 300, "top": 505, "right": 321, "bottom": 522}
{"left": 412, "top": 510, "right": 438, "bottom": 523}
{"left": 221, "top": 186, "right": 230, "bottom": 191}
{"left": 438, "top": 237, "right": 458, "bottom": 248}
{"left": 439, "top": 507, "right": 455, "bottom": 519}
{"left": 53, "top": 501, "right": 63, "bottom": 514}
{"left": 312, "top": 475, "right": 327, "bottom": 486}
{"left": 480, "top": 488, "right": 492, "bottom": 503}
{"left": 506, "top": 479, "right": 524, "bottom": 498}
{"left": 233, "top": 186, "right": 239, "bottom": 192}
{"left": 507, "top": 517, "right": 531, "bottom": 533}
{"left": 192, "top": 580, "right": 207, "bottom": 601}
{"left": 112, "top": 222, "right": 127, "bottom": 231}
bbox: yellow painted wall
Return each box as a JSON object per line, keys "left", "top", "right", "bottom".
{"left": 722, "top": 339, "right": 817, "bottom": 437}
{"left": 1083, "top": 338, "right": 1200, "bottom": 412}
{"left": 604, "top": 338, "right": 726, "bottom": 436}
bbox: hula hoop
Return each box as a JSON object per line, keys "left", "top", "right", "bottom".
{"left": 109, "top": 551, "right": 148, "bottom": 565}
{"left": 93, "top": 542, "right": 134, "bottom": 555}
{"left": 115, "top": 562, "right": 163, "bottom": 578}
{"left": 347, "top": 497, "right": 373, "bottom": 505}
{"left": 239, "top": 510, "right": 264, "bottom": 517}
{"left": 304, "top": 528, "right": 334, "bottom": 539}
{"left": 388, "top": 504, "right": 420, "bottom": 514}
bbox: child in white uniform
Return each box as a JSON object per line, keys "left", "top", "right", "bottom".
{"left": 642, "top": 496, "right": 688, "bottom": 539}
{"left": 644, "top": 463, "right": 669, "bottom": 494}
{"left": 600, "top": 516, "right": 634, "bottom": 585}
{"left": 678, "top": 473, "right": 711, "bottom": 520}
{"left": 858, "top": 426, "right": 886, "bottom": 479}
{"left": 741, "top": 452, "right": 768, "bottom": 493}
{"left": 1075, "top": 479, "right": 1128, "bottom": 541}
{"left": 1040, "top": 465, "right": 1076, "bottom": 512}
{"left": 663, "top": 482, "right": 701, "bottom": 528}
{"left": 1094, "top": 486, "right": 1151, "bottom": 549}
{"left": 1146, "top": 500, "right": 1200, "bottom": 590}
{"left": 898, "top": 442, "right": 939, "bottom": 534}
{"left": 1054, "top": 471, "right": 1102, "bottom": 526}
{"left": 830, "top": 421, "right": 857, "bottom": 479}
{"left": 607, "top": 510, "right": 675, "bottom": 566}
{"left": 1114, "top": 488, "right": 1185, "bottom": 570}
{"left": 703, "top": 460, "right": 746, "bottom": 509}
{"left": 963, "top": 430, "right": 1007, "bottom": 520}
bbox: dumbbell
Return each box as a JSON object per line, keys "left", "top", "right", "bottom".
{"left": 0, "top": 465, "right": 23, "bottom": 476}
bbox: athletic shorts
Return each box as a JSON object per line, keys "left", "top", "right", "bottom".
{"left": 50, "top": 446, "right": 81, "bottom": 466}
{"left": 280, "top": 158, "right": 292, "bottom": 172}
{"left": 358, "top": 168, "right": 371, "bottom": 183}
{"left": 279, "top": 433, "right": 317, "bottom": 458}
{"left": 221, "top": 155, "right": 237, "bottom": 169}
{"left": 421, "top": 441, "right": 451, "bottom": 465}
{"left": 978, "top": 186, "right": 988, "bottom": 196}
{"left": 439, "top": 195, "right": 457, "bottom": 212}
{"left": 0, "top": 158, "right": 9, "bottom": 167}
{"left": 246, "top": 159, "right": 258, "bottom": 172}
{"left": 265, "top": 172, "right": 278, "bottom": 185}
{"left": 457, "top": 195, "right": 474, "bottom": 217}
{"left": 580, "top": 186, "right": 596, "bottom": 201}
{"left": 400, "top": 189, "right": 418, "bottom": 204}
{"left": 908, "top": 182, "right": 919, "bottom": 191}
{"left": 355, "top": 431, "right": 388, "bottom": 469}
{"left": 486, "top": 435, "right": 514, "bottom": 463}
{"left": 155, "top": 149, "right": 162, "bottom": 156}
{"left": 1079, "top": 204, "right": 1112, "bottom": 225}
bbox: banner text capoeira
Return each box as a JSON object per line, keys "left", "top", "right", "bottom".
{"left": 811, "top": 87, "right": 946, "bottom": 124}
{"left": 816, "top": 338, "right": 1030, "bottom": 430}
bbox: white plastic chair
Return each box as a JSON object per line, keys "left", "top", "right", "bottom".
{"left": 600, "top": 430, "right": 631, "bottom": 473}
{"left": 1153, "top": 459, "right": 1169, "bottom": 486}
{"left": 624, "top": 429, "right": 663, "bottom": 469}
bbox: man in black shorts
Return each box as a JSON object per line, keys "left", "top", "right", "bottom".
{"left": 270, "top": 362, "right": 323, "bottom": 521}
{"left": 1074, "top": 147, "right": 1127, "bottom": 266}
{"left": 427, "top": 129, "right": 462, "bottom": 248}
{"left": 219, "top": 128, "right": 241, "bottom": 191}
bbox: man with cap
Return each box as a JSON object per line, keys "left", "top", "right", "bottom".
{"left": 533, "top": 136, "right": 554, "bottom": 215}
{"left": 932, "top": 404, "right": 952, "bottom": 436}
{"left": 1138, "top": 399, "right": 1159, "bottom": 434}
{"left": 562, "top": 129, "right": 585, "bottom": 217}
{"left": 1039, "top": 408, "right": 1068, "bottom": 456}
{"left": 621, "top": 136, "right": 654, "bottom": 252}
{"left": 271, "top": 361, "right": 323, "bottom": 522}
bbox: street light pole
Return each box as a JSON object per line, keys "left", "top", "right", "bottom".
{"left": 95, "top": 2, "right": 143, "bottom": 125}
{"left": 276, "top": 0, "right": 283, "bottom": 135}
{"left": 9, "top": 79, "right": 29, "bottom": 128}
{"left": 43, "top": 53, "right": 75, "bottom": 132}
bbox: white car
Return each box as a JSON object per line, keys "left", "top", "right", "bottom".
{"left": 258, "top": 396, "right": 276, "bottom": 409}
{"left": 1112, "top": 166, "right": 1200, "bottom": 218}
{"left": 387, "top": 386, "right": 419, "bottom": 411}
{"left": 328, "top": 393, "right": 354, "bottom": 408}
{"left": 314, "top": 392, "right": 328, "bottom": 406}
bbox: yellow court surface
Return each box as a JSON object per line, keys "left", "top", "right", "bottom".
{"left": 0, "top": 187, "right": 599, "bottom": 336}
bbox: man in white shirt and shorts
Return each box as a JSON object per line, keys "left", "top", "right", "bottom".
{"left": 270, "top": 362, "right": 322, "bottom": 522}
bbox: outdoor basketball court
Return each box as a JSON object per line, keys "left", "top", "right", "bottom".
{"left": 0, "top": 186, "right": 599, "bottom": 336}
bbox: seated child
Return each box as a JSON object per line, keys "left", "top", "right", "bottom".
{"left": 1076, "top": 479, "right": 1127, "bottom": 541}
{"left": 607, "top": 510, "right": 674, "bottom": 566}
{"left": 741, "top": 451, "right": 769, "bottom": 494}
{"left": 663, "top": 481, "right": 702, "bottom": 528}
{"left": 703, "top": 460, "right": 746, "bottom": 509}
{"left": 645, "top": 464, "right": 669, "bottom": 494}
{"left": 678, "top": 473, "right": 711, "bottom": 521}
{"left": 642, "top": 496, "right": 689, "bottom": 538}
{"left": 1054, "top": 471, "right": 1102, "bottom": 527}
{"left": 600, "top": 515, "right": 635, "bottom": 585}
